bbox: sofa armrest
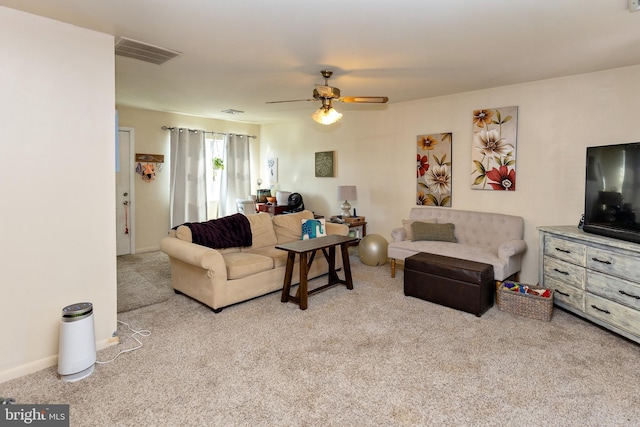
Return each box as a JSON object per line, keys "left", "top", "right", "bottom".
{"left": 390, "top": 227, "right": 406, "bottom": 242}
{"left": 160, "top": 236, "right": 227, "bottom": 278}
{"left": 498, "top": 239, "right": 527, "bottom": 260}
{"left": 326, "top": 222, "right": 349, "bottom": 236}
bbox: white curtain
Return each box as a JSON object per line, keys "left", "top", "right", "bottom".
{"left": 169, "top": 128, "right": 206, "bottom": 228}
{"left": 219, "top": 134, "right": 252, "bottom": 216}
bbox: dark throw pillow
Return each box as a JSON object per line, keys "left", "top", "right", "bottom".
{"left": 411, "top": 222, "right": 457, "bottom": 242}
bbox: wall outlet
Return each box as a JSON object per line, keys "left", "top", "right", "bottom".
{"left": 630, "top": 0, "right": 640, "bottom": 12}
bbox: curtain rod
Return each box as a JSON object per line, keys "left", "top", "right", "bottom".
{"left": 161, "top": 126, "right": 256, "bottom": 139}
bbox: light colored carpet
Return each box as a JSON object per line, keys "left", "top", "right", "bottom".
{"left": 117, "top": 251, "right": 173, "bottom": 313}
{"left": 3, "top": 256, "right": 640, "bottom": 426}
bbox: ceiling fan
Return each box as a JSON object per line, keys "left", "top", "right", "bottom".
{"left": 266, "top": 70, "right": 389, "bottom": 125}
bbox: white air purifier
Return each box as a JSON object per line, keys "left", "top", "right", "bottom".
{"left": 276, "top": 191, "right": 291, "bottom": 206}
{"left": 58, "top": 302, "right": 96, "bottom": 382}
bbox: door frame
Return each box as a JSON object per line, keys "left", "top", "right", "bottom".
{"left": 118, "top": 127, "right": 136, "bottom": 254}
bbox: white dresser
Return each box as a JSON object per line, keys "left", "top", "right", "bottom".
{"left": 539, "top": 226, "right": 640, "bottom": 344}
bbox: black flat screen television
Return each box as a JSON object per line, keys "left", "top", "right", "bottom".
{"left": 584, "top": 142, "right": 640, "bottom": 244}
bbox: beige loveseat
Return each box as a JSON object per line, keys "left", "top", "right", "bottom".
{"left": 388, "top": 207, "right": 527, "bottom": 281}
{"left": 160, "top": 210, "right": 348, "bottom": 312}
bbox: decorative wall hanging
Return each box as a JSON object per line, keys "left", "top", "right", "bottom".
{"left": 315, "top": 151, "right": 335, "bottom": 177}
{"left": 471, "top": 106, "right": 518, "bottom": 191}
{"left": 416, "top": 132, "right": 452, "bottom": 206}
{"left": 136, "top": 162, "right": 156, "bottom": 182}
{"left": 135, "top": 153, "right": 164, "bottom": 163}
{"left": 267, "top": 158, "right": 278, "bottom": 183}
{"left": 135, "top": 153, "right": 164, "bottom": 176}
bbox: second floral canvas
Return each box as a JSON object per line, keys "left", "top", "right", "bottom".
{"left": 416, "top": 132, "right": 452, "bottom": 206}
{"left": 471, "top": 106, "right": 518, "bottom": 191}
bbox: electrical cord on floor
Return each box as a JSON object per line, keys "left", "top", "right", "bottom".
{"left": 96, "top": 320, "right": 150, "bottom": 365}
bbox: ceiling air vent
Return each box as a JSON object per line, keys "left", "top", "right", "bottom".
{"left": 115, "top": 37, "right": 182, "bottom": 65}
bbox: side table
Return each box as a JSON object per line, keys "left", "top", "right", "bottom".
{"left": 257, "top": 203, "right": 288, "bottom": 215}
{"left": 347, "top": 222, "right": 366, "bottom": 242}
{"left": 330, "top": 216, "right": 367, "bottom": 246}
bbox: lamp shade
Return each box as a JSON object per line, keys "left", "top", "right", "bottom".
{"left": 337, "top": 185, "right": 357, "bottom": 201}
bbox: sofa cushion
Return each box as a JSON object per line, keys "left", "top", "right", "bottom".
{"left": 245, "top": 246, "right": 290, "bottom": 268}
{"left": 222, "top": 252, "right": 274, "bottom": 280}
{"left": 411, "top": 222, "right": 456, "bottom": 242}
{"left": 243, "top": 212, "right": 278, "bottom": 250}
{"left": 272, "top": 210, "right": 314, "bottom": 243}
{"left": 402, "top": 218, "right": 437, "bottom": 240}
{"left": 175, "top": 225, "right": 191, "bottom": 241}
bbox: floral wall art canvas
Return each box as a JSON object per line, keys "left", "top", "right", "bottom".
{"left": 471, "top": 106, "right": 518, "bottom": 191}
{"left": 416, "top": 132, "right": 452, "bottom": 206}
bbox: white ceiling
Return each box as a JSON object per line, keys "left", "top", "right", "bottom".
{"left": 2, "top": 0, "right": 640, "bottom": 124}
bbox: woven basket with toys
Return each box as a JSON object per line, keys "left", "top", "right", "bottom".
{"left": 497, "top": 281, "right": 554, "bottom": 321}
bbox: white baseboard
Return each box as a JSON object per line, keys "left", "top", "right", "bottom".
{"left": 0, "top": 338, "right": 117, "bottom": 384}
{"left": 134, "top": 246, "right": 160, "bottom": 253}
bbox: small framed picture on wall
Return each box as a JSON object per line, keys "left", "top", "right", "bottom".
{"left": 315, "top": 151, "right": 335, "bottom": 177}
{"left": 267, "top": 158, "right": 278, "bottom": 183}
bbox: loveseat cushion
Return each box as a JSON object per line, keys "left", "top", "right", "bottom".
{"left": 243, "top": 212, "right": 278, "bottom": 251}
{"left": 272, "top": 210, "right": 314, "bottom": 244}
{"left": 222, "top": 252, "right": 274, "bottom": 280}
{"left": 411, "top": 222, "right": 457, "bottom": 242}
{"left": 402, "top": 218, "right": 437, "bottom": 241}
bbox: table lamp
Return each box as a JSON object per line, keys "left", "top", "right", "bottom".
{"left": 337, "top": 185, "right": 357, "bottom": 217}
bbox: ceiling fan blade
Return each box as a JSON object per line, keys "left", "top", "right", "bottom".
{"left": 266, "top": 98, "right": 315, "bottom": 104}
{"left": 339, "top": 96, "right": 389, "bottom": 103}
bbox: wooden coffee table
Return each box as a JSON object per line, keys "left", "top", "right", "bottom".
{"left": 276, "top": 234, "right": 358, "bottom": 310}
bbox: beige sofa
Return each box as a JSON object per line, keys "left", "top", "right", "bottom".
{"left": 160, "top": 210, "right": 348, "bottom": 312}
{"left": 388, "top": 207, "right": 527, "bottom": 281}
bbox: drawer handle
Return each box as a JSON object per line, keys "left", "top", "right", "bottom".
{"left": 619, "top": 290, "right": 640, "bottom": 300}
{"left": 591, "top": 257, "right": 612, "bottom": 265}
{"left": 590, "top": 304, "right": 610, "bottom": 314}
{"left": 553, "top": 268, "right": 569, "bottom": 275}
{"left": 555, "top": 289, "right": 570, "bottom": 297}
{"left": 555, "top": 248, "right": 571, "bottom": 254}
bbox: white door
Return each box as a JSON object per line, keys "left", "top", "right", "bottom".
{"left": 116, "top": 128, "right": 135, "bottom": 255}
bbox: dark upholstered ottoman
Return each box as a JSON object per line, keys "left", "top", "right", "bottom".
{"left": 404, "top": 253, "right": 494, "bottom": 317}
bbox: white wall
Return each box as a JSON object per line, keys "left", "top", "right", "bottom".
{"left": 115, "top": 106, "right": 261, "bottom": 252}
{"left": 0, "top": 7, "right": 116, "bottom": 382}
{"left": 260, "top": 65, "right": 640, "bottom": 285}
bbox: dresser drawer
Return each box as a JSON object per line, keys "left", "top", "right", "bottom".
{"left": 544, "top": 236, "right": 586, "bottom": 266}
{"left": 586, "top": 246, "right": 640, "bottom": 283}
{"left": 587, "top": 270, "right": 640, "bottom": 311}
{"left": 543, "top": 255, "right": 585, "bottom": 289}
{"left": 545, "top": 276, "right": 584, "bottom": 311}
{"left": 586, "top": 294, "right": 640, "bottom": 338}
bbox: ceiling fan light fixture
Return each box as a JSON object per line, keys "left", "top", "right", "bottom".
{"left": 311, "top": 106, "right": 343, "bottom": 125}
{"left": 268, "top": 69, "right": 388, "bottom": 124}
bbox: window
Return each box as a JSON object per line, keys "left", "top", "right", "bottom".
{"left": 205, "top": 135, "right": 225, "bottom": 219}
